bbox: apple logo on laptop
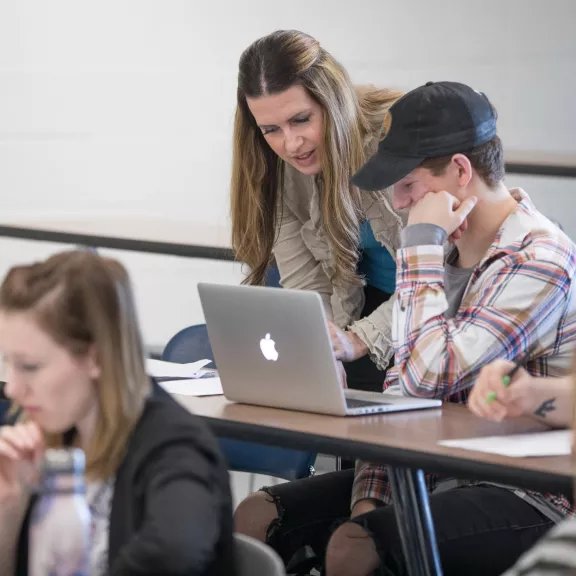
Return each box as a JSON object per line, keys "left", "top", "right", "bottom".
{"left": 260, "top": 333, "right": 278, "bottom": 361}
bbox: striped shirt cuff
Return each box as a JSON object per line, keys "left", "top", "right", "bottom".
{"left": 400, "top": 223, "right": 447, "bottom": 248}
{"left": 351, "top": 462, "right": 391, "bottom": 509}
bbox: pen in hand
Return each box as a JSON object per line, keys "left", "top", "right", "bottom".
{"left": 485, "top": 361, "right": 523, "bottom": 404}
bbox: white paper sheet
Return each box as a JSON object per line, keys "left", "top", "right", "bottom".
{"left": 159, "top": 377, "right": 223, "bottom": 397}
{"left": 146, "top": 358, "right": 212, "bottom": 379}
{"left": 439, "top": 430, "right": 572, "bottom": 458}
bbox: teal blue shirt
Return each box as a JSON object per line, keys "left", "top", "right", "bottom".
{"left": 357, "top": 220, "right": 396, "bottom": 294}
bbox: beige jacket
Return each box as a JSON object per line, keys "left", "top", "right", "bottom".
{"left": 273, "top": 140, "right": 406, "bottom": 369}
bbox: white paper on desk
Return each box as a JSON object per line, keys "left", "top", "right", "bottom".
{"left": 146, "top": 358, "right": 212, "bottom": 379}
{"left": 159, "top": 377, "right": 223, "bottom": 397}
{"left": 439, "top": 430, "right": 572, "bottom": 458}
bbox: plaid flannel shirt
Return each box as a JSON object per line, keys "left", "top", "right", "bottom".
{"left": 352, "top": 189, "right": 576, "bottom": 517}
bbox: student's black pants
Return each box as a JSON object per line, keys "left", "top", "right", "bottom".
{"left": 262, "top": 470, "right": 555, "bottom": 575}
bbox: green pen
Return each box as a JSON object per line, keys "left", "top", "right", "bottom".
{"left": 485, "top": 361, "right": 522, "bottom": 404}
{"left": 486, "top": 391, "right": 497, "bottom": 403}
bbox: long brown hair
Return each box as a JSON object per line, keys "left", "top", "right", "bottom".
{"left": 231, "top": 29, "right": 402, "bottom": 287}
{"left": 0, "top": 250, "right": 150, "bottom": 480}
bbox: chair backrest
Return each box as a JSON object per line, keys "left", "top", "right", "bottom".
{"left": 162, "top": 324, "right": 216, "bottom": 368}
{"left": 235, "top": 533, "right": 286, "bottom": 576}
{"left": 162, "top": 323, "right": 316, "bottom": 480}
{"left": 218, "top": 437, "right": 316, "bottom": 480}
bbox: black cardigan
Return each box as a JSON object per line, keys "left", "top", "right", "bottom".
{"left": 16, "top": 384, "right": 236, "bottom": 575}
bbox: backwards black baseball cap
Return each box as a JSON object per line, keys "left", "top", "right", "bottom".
{"left": 351, "top": 81, "right": 497, "bottom": 191}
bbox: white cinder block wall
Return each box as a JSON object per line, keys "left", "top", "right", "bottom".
{"left": 1, "top": 0, "right": 575, "bottom": 350}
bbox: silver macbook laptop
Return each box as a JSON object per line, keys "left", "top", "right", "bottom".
{"left": 197, "top": 283, "right": 442, "bottom": 416}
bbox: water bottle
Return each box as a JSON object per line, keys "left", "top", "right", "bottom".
{"left": 28, "top": 448, "right": 92, "bottom": 576}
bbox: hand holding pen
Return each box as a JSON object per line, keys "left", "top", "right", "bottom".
{"left": 485, "top": 361, "right": 523, "bottom": 404}
{"left": 468, "top": 359, "right": 536, "bottom": 422}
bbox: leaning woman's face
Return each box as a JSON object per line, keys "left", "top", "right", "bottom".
{"left": 0, "top": 311, "right": 99, "bottom": 434}
{"left": 247, "top": 84, "right": 324, "bottom": 176}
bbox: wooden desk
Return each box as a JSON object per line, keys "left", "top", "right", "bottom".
{"left": 173, "top": 395, "right": 572, "bottom": 494}
{"left": 174, "top": 394, "right": 573, "bottom": 576}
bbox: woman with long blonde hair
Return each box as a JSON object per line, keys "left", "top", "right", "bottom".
{"left": 0, "top": 251, "right": 235, "bottom": 576}
{"left": 231, "top": 29, "right": 405, "bottom": 392}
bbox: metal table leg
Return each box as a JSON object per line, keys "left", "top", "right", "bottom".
{"left": 387, "top": 466, "right": 443, "bottom": 576}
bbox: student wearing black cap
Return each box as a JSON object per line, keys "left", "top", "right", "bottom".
{"left": 235, "top": 82, "right": 576, "bottom": 576}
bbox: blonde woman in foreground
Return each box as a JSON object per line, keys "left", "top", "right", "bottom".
{"left": 0, "top": 251, "right": 235, "bottom": 576}
{"left": 470, "top": 361, "right": 575, "bottom": 575}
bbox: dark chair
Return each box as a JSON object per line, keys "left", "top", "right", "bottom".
{"left": 235, "top": 533, "right": 286, "bottom": 576}
{"left": 162, "top": 324, "right": 216, "bottom": 368}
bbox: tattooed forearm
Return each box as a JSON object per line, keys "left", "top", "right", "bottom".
{"left": 534, "top": 398, "right": 556, "bottom": 418}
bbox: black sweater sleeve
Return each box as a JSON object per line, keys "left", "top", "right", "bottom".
{"left": 110, "top": 439, "right": 223, "bottom": 576}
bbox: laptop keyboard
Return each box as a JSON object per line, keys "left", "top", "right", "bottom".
{"left": 346, "top": 397, "right": 391, "bottom": 409}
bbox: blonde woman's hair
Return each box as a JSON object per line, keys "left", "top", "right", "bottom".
{"left": 0, "top": 250, "right": 150, "bottom": 481}
{"left": 231, "top": 29, "right": 402, "bottom": 287}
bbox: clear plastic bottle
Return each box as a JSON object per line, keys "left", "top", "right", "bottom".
{"left": 28, "top": 448, "right": 92, "bottom": 576}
